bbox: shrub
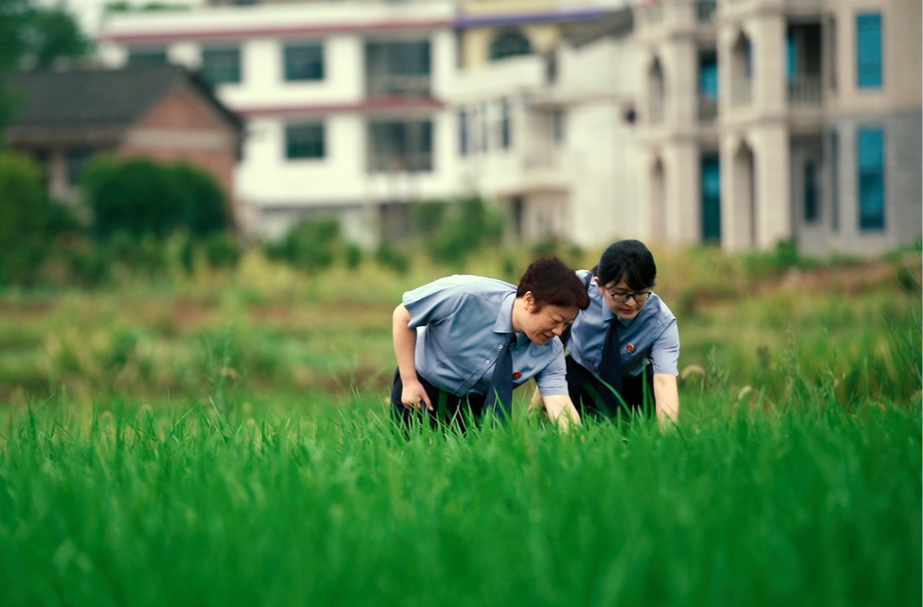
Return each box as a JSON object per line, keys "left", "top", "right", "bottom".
{"left": 0, "top": 151, "right": 53, "bottom": 285}
{"left": 82, "top": 156, "right": 231, "bottom": 241}
{"left": 375, "top": 240, "right": 410, "bottom": 275}
{"left": 265, "top": 216, "right": 341, "bottom": 273}
{"left": 427, "top": 195, "right": 504, "bottom": 268}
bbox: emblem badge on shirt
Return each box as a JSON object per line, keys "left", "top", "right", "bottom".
{"left": 626, "top": 343, "right": 635, "bottom": 354}
{"left": 513, "top": 371, "right": 522, "bottom": 379}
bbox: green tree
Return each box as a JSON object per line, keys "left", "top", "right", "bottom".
{"left": 0, "top": 150, "right": 51, "bottom": 284}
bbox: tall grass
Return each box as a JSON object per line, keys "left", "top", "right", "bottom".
{"left": 0, "top": 396, "right": 918, "bottom": 607}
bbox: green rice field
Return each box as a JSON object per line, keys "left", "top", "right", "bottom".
{"left": 0, "top": 244, "right": 920, "bottom": 606}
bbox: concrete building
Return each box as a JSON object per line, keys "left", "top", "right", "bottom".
{"left": 99, "top": 1, "right": 462, "bottom": 245}
{"left": 634, "top": 0, "right": 921, "bottom": 255}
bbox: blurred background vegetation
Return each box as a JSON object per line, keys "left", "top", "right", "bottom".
{"left": 0, "top": 145, "right": 919, "bottom": 419}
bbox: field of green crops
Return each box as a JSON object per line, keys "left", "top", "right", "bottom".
{"left": 0, "top": 244, "right": 920, "bottom": 606}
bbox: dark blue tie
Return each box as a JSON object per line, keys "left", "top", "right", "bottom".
{"left": 598, "top": 318, "right": 623, "bottom": 415}
{"left": 485, "top": 335, "right": 515, "bottom": 422}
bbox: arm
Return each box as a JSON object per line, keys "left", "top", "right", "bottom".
{"left": 653, "top": 373, "right": 679, "bottom": 427}
{"left": 530, "top": 388, "right": 581, "bottom": 432}
{"left": 392, "top": 304, "right": 433, "bottom": 411}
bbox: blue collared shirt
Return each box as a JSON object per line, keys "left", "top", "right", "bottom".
{"left": 402, "top": 275, "right": 569, "bottom": 397}
{"left": 568, "top": 269, "right": 680, "bottom": 378}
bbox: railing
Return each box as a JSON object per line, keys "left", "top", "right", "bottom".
{"left": 696, "top": 1, "right": 717, "bottom": 23}
{"left": 698, "top": 95, "right": 718, "bottom": 122}
{"left": 370, "top": 151, "right": 432, "bottom": 173}
{"left": 787, "top": 76, "right": 822, "bottom": 106}
{"left": 731, "top": 80, "right": 751, "bottom": 107}
{"left": 366, "top": 74, "right": 430, "bottom": 97}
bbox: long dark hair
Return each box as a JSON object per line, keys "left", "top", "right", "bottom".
{"left": 517, "top": 257, "right": 591, "bottom": 311}
{"left": 593, "top": 240, "right": 657, "bottom": 291}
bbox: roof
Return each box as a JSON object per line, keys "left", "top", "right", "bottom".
{"left": 4, "top": 65, "right": 243, "bottom": 133}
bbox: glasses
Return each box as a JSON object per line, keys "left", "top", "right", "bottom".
{"left": 606, "top": 289, "right": 652, "bottom": 303}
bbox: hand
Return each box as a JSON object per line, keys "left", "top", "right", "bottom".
{"left": 400, "top": 377, "right": 433, "bottom": 411}
{"left": 528, "top": 387, "right": 546, "bottom": 416}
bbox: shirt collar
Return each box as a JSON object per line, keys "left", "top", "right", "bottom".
{"left": 494, "top": 292, "right": 517, "bottom": 335}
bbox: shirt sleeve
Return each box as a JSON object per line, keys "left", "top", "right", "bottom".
{"left": 649, "top": 319, "right": 680, "bottom": 376}
{"left": 534, "top": 344, "right": 568, "bottom": 396}
{"left": 402, "top": 278, "right": 466, "bottom": 329}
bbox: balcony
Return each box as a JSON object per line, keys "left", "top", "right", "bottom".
{"left": 787, "top": 76, "right": 822, "bottom": 106}
{"left": 696, "top": 1, "right": 717, "bottom": 23}
{"left": 367, "top": 74, "right": 431, "bottom": 97}
{"left": 698, "top": 94, "right": 718, "bottom": 122}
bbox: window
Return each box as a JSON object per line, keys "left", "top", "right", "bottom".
{"left": 857, "top": 127, "right": 885, "bottom": 230}
{"left": 552, "top": 109, "right": 566, "bottom": 145}
{"left": 480, "top": 102, "right": 488, "bottom": 152}
{"left": 699, "top": 51, "right": 718, "bottom": 121}
{"left": 499, "top": 99, "right": 511, "bottom": 150}
{"left": 828, "top": 16, "right": 837, "bottom": 89}
{"left": 67, "top": 146, "right": 95, "bottom": 185}
{"left": 201, "top": 48, "right": 241, "bottom": 85}
{"left": 458, "top": 109, "right": 469, "bottom": 156}
{"left": 128, "top": 48, "right": 167, "bottom": 66}
{"left": 286, "top": 123, "right": 325, "bottom": 159}
{"left": 804, "top": 162, "right": 818, "bottom": 223}
{"left": 489, "top": 31, "right": 532, "bottom": 61}
{"left": 856, "top": 13, "right": 882, "bottom": 89}
{"left": 369, "top": 120, "right": 433, "bottom": 172}
{"left": 285, "top": 44, "right": 324, "bottom": 81}
{"left": 365, "top": 41, "right": 430, "bottom": 96}
{"left": 701, "top": 156, "right": 721, "bottom": 242}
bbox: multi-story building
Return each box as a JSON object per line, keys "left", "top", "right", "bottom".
{"left": 99, "top": 1, "right": 461, "bottom": 245}
{"left": 634, "top": 0, "right": 921, "bottom": 255}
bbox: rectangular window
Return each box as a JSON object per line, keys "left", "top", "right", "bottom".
{"left": 458, "top": 109, "right": 469, "bottom": 156}
{"left": 284, "top": 43, "right": 324, "bottom": 81}
{"left": 856, "top": 13, "right": 882, "bottom": 89}
{"left": 804, "top": 162, "right": 818, "bottom": 223}
{"left": 857, "top": 127, "right": 885, "bottom": 230}
{"left": 369, "top": 120, "right": 433, "bottom": 173}
{"left": 128, "top": 48, "right": 167, "bottom": 66}
{"left": 365, "top": 41, "right": 431, "bottom": 96}
{"left": 201, "top": 48, "right": 241, "bottom": 85}
{"left": 286, "top": 123, "right": 325, "bottom": 160}
{"left": 701, "top": 155, "right": 721, "bottom": 242}
{"left": 480, "top": 102, "right": 489, "bottom": 152}
{"left": 552, "top": 109, "right": 566, "bottom": 145}
{"left": 499, "top": 99, "right": 511, "bottom": 150}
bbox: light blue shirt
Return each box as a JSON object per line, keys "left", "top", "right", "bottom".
{"left": 402, "top": 275, "right": 569, "bottom": 397}
{"left": 568, "top": 269, "right": 680, "bottom": 378}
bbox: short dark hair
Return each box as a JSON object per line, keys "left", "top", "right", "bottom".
{"left": 594, "top": 240, "right": 657, "bottom": 291}
{"left": 517, "top": 257, "right": 591, "bottom": 311}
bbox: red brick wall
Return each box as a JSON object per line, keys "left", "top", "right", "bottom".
{"left": 116, "top": 82, "right": 241, "bottom": 226}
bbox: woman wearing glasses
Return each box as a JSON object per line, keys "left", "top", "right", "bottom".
{"left": 532, "top": 240, "right": 680, "bottom": 424}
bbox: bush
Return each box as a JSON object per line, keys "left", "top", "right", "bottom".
{"left": 0, "top": 151, "right": 53, "bottom": 285}
{"left": 265, "top": 216, "right": 341, "bottom": 273}
{"left": 427, "top": 195, "right": 504, "bottom": 268}
{"left": 375, "top": 240, "right": 410, "bottom": 275}
{"left": 82, "top": 156, "right": 231, "bottom": 241}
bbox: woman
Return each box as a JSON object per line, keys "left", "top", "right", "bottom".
{"left": 392, "top": 257, "right": 591, "bottom": 432}
{"left": 532, "top": 240, "right": 680, "bottom": 424}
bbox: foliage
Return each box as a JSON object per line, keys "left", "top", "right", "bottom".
{"left": 0, "top": 400, "right": 918, "bottom": 607}
{"left": 375, "top": 239, "right": 410, "bottom": 275}
{"left": 0, "top": 151, "right": 51, "bottom": 284}
{"left": 427, "top": 195, "right": 504, "bottom": 269}
{"left": 264, "top": 215, "right": 342, "bottom": 273}
{"left": 81, "top": 156, "right": 231, "bottom": 241}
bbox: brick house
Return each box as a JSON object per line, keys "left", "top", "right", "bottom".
{"left": 4, "top": 65, "right": 243, "bottom": 214}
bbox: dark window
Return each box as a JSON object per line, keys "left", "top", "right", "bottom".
{"left": 67, "top": 146, "right": 95, "bottom": 185}
{"left": 365, "top": 41, "right": 430, "bottom": 96}
{"left": 857, "top": 127, "right": 885, "bottom": 230}
{"left": 828, "top": 16, "right": 837, "bottom": 89}
{"left": 480, "top": 102, "right": 488, "bottom": 152}
{"left": 856, "top": 13, "right": 882, "bottom": 89}
{"left": 499, "top": 99, "right": 511, "bottom": 150}
{"left": 369, "top": 120, "right": 433, "bottom": 173}
{"left": 829, "top": 130, "right": 839, "bottom": 231}
{"left": 552, "top": 109, "right": 566, "bottom": 145}
{"left": 804, "top": 161, "right": 819, "bottom": 223}
{"left": 286, "top": 123, "right": 325, "bottom": 159}
{"left": 701, "top": 156, "right": 721, "bottom": 242}
{"left": 128, "top": 48, "right": 167, "bottom": 66}
{"left": 489, "top": 31, "right": 531, "bottom": 61}
{"left": 459, "top": 109, "right": 469, "bottom": 156}
{"left": 285, "top": 44, "right": 324, "bottom": 81}
{"left": 201, "top": 48, "right": 241, "bottom": 85}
